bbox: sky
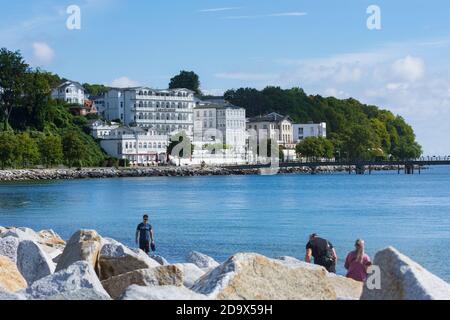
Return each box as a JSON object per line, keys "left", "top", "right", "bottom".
{"left": 0, "top": 0, "right": 449, "bottom": 155}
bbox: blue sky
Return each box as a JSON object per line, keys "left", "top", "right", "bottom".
{"left": 1, "top": 0, "right": 450, "bottom": 154}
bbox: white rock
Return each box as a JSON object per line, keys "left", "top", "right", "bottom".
{"left": 101, "top": 265, "right": 183, "bottom": 299}
{"left": 187, "top": 251, "right": 220, "bottom": 269}
{"left": 151, "top": 255, "right": 170, "bottom": 266}
{"left": 55, "top": 230, "right": 103, "bottom": 272}
{"left": 274, "top": 256, "right": 325, "bottom": 271}
{"left": 361, "top": 247, "right": 450, "bottom": 300}
{"left": 173, "top": 263, "right": 206, "bottom": 288}
{"left": 191, "top": 253, "right": 337, "bottom": 300}
{"left": 0, "top": 236, "right": 20, "bottom": 263}
{"left": 120, "top": 285, "right": 207, "bottom": 300}
{"left": 1, "top": 227, "right": 39, "bottom": 242}
{"left": 26, "top": 261, "right": 111, "bottom": 300}
{"left": 17, "top": 240, "right": 55, "bottom": 285}
{"left": 0, "top": 286, "right": 27, "bottom": 300}
{"left": 97, "top": 241, "right": 160, "bottom": 280}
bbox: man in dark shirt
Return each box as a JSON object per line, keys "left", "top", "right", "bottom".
{"left": 135, "top": 214, "right": 155, "bottom": 254}
{"left": 305, "top": 233, "right": 337, "bottom": 273}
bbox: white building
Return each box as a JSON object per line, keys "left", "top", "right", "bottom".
{"left": 89, "top": 120, "right": 120, "bottom": 139}
{"left": 51, "top": 80, "right": 87, "bottom": 105}
{"left": 193, "top": 102, "right": 247, "bottom": 157}
{"left": 99, "top": 127, "right": 168, "bottom": 166}
{"left": 292, "top": 122, "right": 327, "bottom": 143}
{"left": 101, "top": 87, "right": 195, "bottom": 137}
{"left": 246, "top": 113, "right": 294, "bottom": 148}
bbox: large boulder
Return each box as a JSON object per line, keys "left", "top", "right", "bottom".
{"left": 187, "top": 251, "right": 220, "bottom": 270}
{"left": 361, "top": 247, "right": 450, "bottom": 300}
{"left": 1, "top": 227, "right": 40, "bottom": 242}
{"left": 17, "top": 240, "right": 55, "bottom": 285}
{"left": 191, "top": 253, "right": 337, "bottom": 300}
{"left": 0, "top": 237, "right": 19, "bottom": 263}
{"left": 120, "top": 285, "right": 207, "bottom": 300}
{"left": 101, "top": 265, "right": 183, "bottom": 299}
{"left": 0, "top": 286, "right": 27, "bottom": 300}
{"left": 55, "top": 230, "right": 103, "bottom": 272}
{"left": 97, "top": 240, "right": 160, "bottom": 280}
{"left": 327, "top": 274, "right": 363, "bottom": 300}
{"left": 151, "top": 255, "right": 170, "bottom": 266}
{"left": 26, "top": 261, "right": 110, "bottom": 300}
{"left": 38, "top": 230, "right": 66, "bottom": 247}
{"left": 173, "top": 263, "right": 206, "bottom": 288}
{"left": 275, "top": 256, "right": 363, "bottom": 300}
{"left": 0, "top": 256, "right": 28, "bottom": 292}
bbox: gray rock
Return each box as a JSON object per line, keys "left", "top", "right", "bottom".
{"left": 361, "top": 247, "right": 450, "bottom": 300}
{"left": 120, "top": 285, "right": 207, "bottom": 300}
{"left": 97, "top": 241, "right": 160, "bottom": 280}
{"left": 26, "top": 261, "right": 111, "bottom": 300}
{"left": 101, "top": 265, "right": 183, "bottom": 300}
{"left": 0, "top": 287, "right": 27, "bottom": 300}
{"left": 191, "top": 253, "right": 337, "bottom": 300}
{"left": 55, "top": 230, "right": 103, "bottom": 272}
{"left": 173, "top": 263, "right": 206, "bottom": 288}
{"left": 151, "top": 255, "right": 170, "bottom": 266}
{"left": 187, "top": 251, "right": 220, "bottom": 269}
{"left": 1, "top": 227, "right": 39, "bottom": 242}
{"left": 0, "top": 236, "right": 20, "bottom": 263}
{"left": 17, "top": 240, "right": 55, "bottom": 285}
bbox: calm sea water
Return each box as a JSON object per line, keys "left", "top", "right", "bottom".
{"left": 1, "top": 167, "right": 450, "bottom": 282}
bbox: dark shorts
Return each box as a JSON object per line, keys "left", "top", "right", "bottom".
{"left": 315, "top": 260, "right": 336, "bottom": 273}
{"left": 139, "top": 240, "right": 150, "bottom": 254}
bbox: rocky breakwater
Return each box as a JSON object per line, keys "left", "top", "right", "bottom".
{"left": 1, "top": 226, "right": 449, "bottom": 300}
{"left": 0, "top": 164, "right": 407, "bottom": 182}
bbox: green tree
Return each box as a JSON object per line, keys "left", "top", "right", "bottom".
{"left": 16, "top": 132, "right": 40, "bottom": 167}
{"left": 343, "top": 125, "right": 381, "bottom": 160}
{"left": 82, "top": 83, "right": 109, "bottom": 96}
{"left": 296, "top": 137, "right": 334, "bottom": 160}
{"left": 20, "top": 70, "right": 51, "bottom": 130}
{"left": 62, "top": 131, "right": 87, "bottom": 167}
{"left": 0, "top": 48, "right": 29, "bottom": 130}
{"left": 0, "top": 131, "right": 18, "bottom": 169}
{"left": 39, "top": 134, "right": 63, "bottom": 168}
{"left": 169, "top": 71, "right": 201, "bottom": 95}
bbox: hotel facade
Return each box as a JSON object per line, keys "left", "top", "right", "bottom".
{"left": 99, "top": 87, "right": 195, "bottom": 137}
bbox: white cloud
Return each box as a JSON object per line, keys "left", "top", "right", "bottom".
{"left": 32, "top": 42, "right": 55, "bottom": 65}
{"left": 215, "top": 72, "right": 279, "bottom": 81}
{"left": 110, "top": 77, "right": 140, "bottom": 88}
{"left": 224, "top": 12, "right": 307, "bottom": 19}
{"left": 391, "top": 55, "right": 425, "bottom": 82}
{"left": 199, "top": 7, "right": 241, "bottom": 13}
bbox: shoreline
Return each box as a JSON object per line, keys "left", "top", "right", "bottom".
{"left": 0, "top": 165, "right": 413, "bottom": 182}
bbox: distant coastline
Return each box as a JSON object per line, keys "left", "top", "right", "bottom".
{"left": 0, "top": 165, "right": 412, "bottom": 182}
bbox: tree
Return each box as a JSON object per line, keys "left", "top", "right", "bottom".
{"left": 0, "top": 131, "right": 18, "bottom": 169}
{"left": 62, "top": 131, "right": 86, "bottom": 167}
{"left": 342, "top": 125, "right": 381, "bottom": 160}
{"left": 392, "top": 137, "right": 422, "bottom": 160}
{"left": 296, "top": 137, "right": 334, "bottom": 160}
{"left": 39, "top": 135, "right": 63, "bottom": 168}
{"left": 169, "top": 71, "right": 201, "bottom": 95}
{"left": 16, "top": 132, "right": 40, "bottom": 167}
{"left": 82, "top": 83, "right": 109, "bottom": 96}
{"left": 0, "top": 48, "right": 29, "bottom": 130}
{"left": 19, "top": 70, "right": 51, "bottom": 130}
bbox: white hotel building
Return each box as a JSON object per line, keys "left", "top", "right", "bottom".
{"left": 99, "top": 87, "right": 195, "bottom": 137}
{"left": 100, "top": 127, "right": 168, "bottom": 166}
{"left": 193, "top": 101, "right": 247, "bottom": 151}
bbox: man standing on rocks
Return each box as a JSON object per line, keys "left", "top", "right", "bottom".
{"left": 305, "top": 233, "right": 337, "bottom": 273}
{"left": 136, "top": 214, "right": 155, "bottom": 255}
